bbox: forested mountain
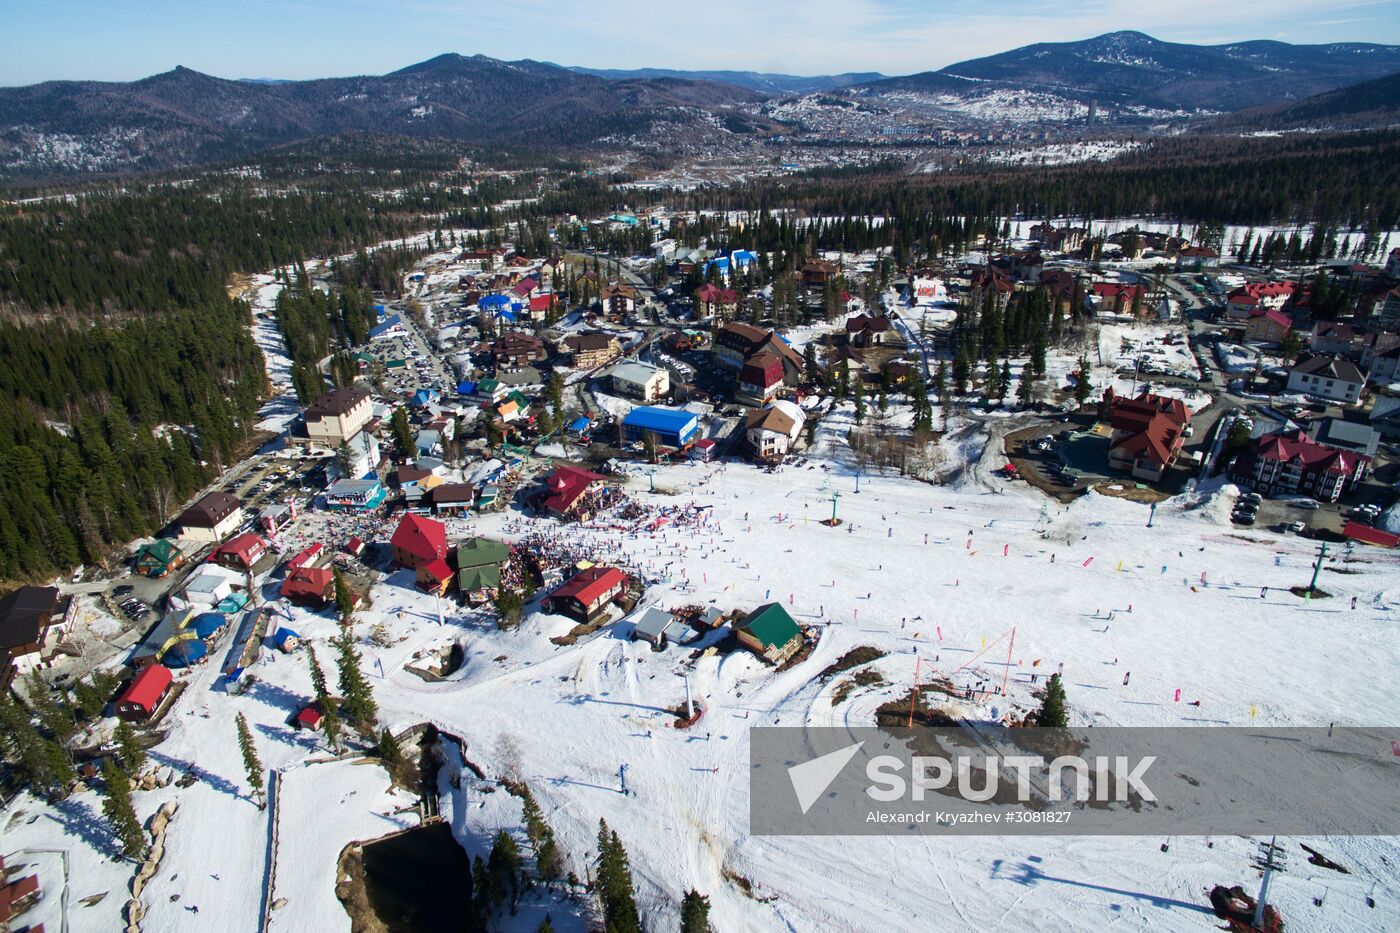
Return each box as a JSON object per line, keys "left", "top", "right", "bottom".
{"left": 0, "top": 54, "right": 764, "bottom": 181}
{"left": 1212, "top": 71, "right": 1400, "bottom": 131}
{"left": 859, "top": 31, "right": 1400, "bottom": 113}
{"left": 565, "top": 66, "right": 883, "bottom": 95}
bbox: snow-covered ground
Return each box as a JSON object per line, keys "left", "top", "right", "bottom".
{"left": 10, "top": 437, "right": 1400, "bottom": 932}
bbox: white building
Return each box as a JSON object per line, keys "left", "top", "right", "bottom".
{"left": 745, "top": 401, "right": 804, "bottom": 463}
{"left": 305, "top": 387, "right": 373, "bottom": 448}
{"left": 609, "top": 361, "right": 670, "bottom": 402}
{"left": 181, "top": 564, "right": 244, "bottom": 608}
{"left": 1286, "top": 356, "right": 1365, "bottom": 404}
{"left": 178, "top": 492, "right": 244, "bottom": 543}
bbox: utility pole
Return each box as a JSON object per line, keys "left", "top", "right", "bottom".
{"left": 854, "top": 471, "right": 862, "bottom": 494}
{"left": 830, "top": 490, "right": 842, "bottom": 523}
{"left": 682, "top": 672, "right": 693, "bottom": 720}
{"left": 1252, "top": 836, "right": 1286, "bottom": 929}
{"left": 1147, "top": 501, "right": 1157, "bottom": 528}
{"left": 619, "top": 763, "right": 629, "bottom": 796}
{"left": 1308, "top": 542, "right": 1329, "bottom": 594}
{"left": 646, "top": 467, "right": 657, "bottom": 493}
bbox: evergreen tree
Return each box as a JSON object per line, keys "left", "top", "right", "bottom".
{"left": 997, "top": 360, "right": 1012, "bottom": 403}
{"left": 333, "top": 629, "right": 378, "bottom": 727}
{"left": 489, "top": 830, "right": 524, "bottom": 912}
{"left": 26, "top": 671, "right": 75, "bottom": 743}
{"left": 391, "top": 407, "right": 414, "bottom": 453}
{"left": 680, "top": 889, "right": 712, "bottom": 933}
{"left": 307, "top": 644, "right": 329, "bottom": 699}
{"left": 472, "top": 856, "right": 497, "bottom": 925}
{"left": 333, "top": 569, "right": 355, "bottom": 624}
{"left": 321, "top": 703, "right": 343, "bottom": 753}
{"left": 1073, "top": 356, "right": 1094, "bottom": 407}
{"left": 1035, "top": 673, "right": 1069, "bottom": 727}
{"left": 1017, "top": 364, "right": 1035, "bottom": 408}
{"left": 236, "top": 713, "right": 266, "bottom": 808}
{"left": 377, "top": 728, "right": 402, "bottom": 769}
{"left": 102, "top": 760, "right": 147, "bottom": 859}
{"left": 595, "top": 820, "right": 642, "bottom": 933}
{"left": 114, "top": 719, "right": 146, "bottom": 774}
{"left": 538, "top": 918, "right": 556, "bottom": 933}
{"left": 520, "top": 784, "right": 562, "bottom": 880}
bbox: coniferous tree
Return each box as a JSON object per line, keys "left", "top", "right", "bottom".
{"left": 595, "top": 820, "right": 642, "bottom": 933}
{"left": 680, "top": 889, "right": 712, "bottom": 933}
{"left": 391, "top": 407, "right": 415, "bottom": 453}
{"left": 334, "top": 629, "right": 378, "bottom": 727}
{"left": 1036, "top": 674, "right": 1069, "bottom": 727}
{"left": 307, "top": 644, "right": 329, "bottom": 699}
{"left": 489, "top": 830, "right": 523, "bottom": 912}
{"left": 1073, "top": 356, "right": 1094, "bottom": 407}
{"left": 520, "top": 785, "right": 562, "bottom": 880}
{"left": 333, "top": 569, "right": 355, "bottom": 623}
{"left": 1017, "top": 364, "right": 1035, "bottom": 408}
{"left": 236, "top": 713, "right": 266, "bottom": 808}
{"left": 102, "top": 760, "right": 147, "bottom": 859}
{"left": 114, "top": 720, "right": 147, "bottom": 774}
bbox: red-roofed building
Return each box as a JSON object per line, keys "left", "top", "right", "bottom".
{"left": 541, "top": 567, "right": 628, "bottom": 623}
{"left": 345, "top": 536, "right": 365, "bottom": 556}
{"left": 1344, "top": 521, "right": 1399, "bottom": 548}
{"left": 281, "top": 566, "right": 335, "bottom": 606}
{"left": 737, "top": 352, "right": 784, "bottom": 406}
{"left": 0, "top": 872, "right": 41, "bottom": 923}
{"left": 208, "top": 533, "right": 268, "bottom": 571}
{"left": 512, "top": 276, "right": 540, "bottom": 299}
{"left": 1226, "top": 281, "right": 1296, "bottom": 320}
{"left": 1103, "top": 389, "right": 1192, "bottom": 482}
{"left": 391, "top": 514, "right": 448, "bottom": 569}
{"left": 1090, "top": 281, "right": 1145, "bottom": 315}
{"left": 115, "top": 663, "right": 173, "bottom": 721}
{"left": 1174, "top": 245, "right": 1219, "bottom": 270}
{"left": 539, "top": 466, "right": 606, "bottom": 519}
{"left": 694, "top": 283, "right": 739, "bottom": 319}
{"left": 528, "top": 293, "right": 555, "bottom": 319}
{"left": 417, "top": 558, "right": 454, "bottom": 595}
{"left": 1232, "top": 429, "right": 1371, "bottom": 501}
{"left": 294, "top": 705, "right": 324, "bottom": 730}
{"left": 1244, "top": 308, "right": 1292, "bottom": 344}
{"left": 845, "top": 313, "right": 892, "bottom": 348}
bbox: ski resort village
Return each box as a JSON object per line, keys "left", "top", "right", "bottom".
{"left": 5, "top": 206, "right": 1400, "bottom": 933}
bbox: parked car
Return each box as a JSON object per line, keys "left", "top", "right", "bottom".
{"left": 1285, "top": 521, "right": 1306, "bottom": 534}
{"left": 113, "top": 584, "right": 135, "bottom": 597}
{"left": 1232, "top": 512, "right": 1256, "bottom": 526}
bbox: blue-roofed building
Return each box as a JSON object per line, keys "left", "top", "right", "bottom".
{"left": 162, "top": 636, "right": 208, "bottom": 669}
{"left": 456, "top": 379, "right": 477, "bottom": 396}
{"left": 373, "top": 303, "right": 387, "bottom": 317}
{"left": 367, "top": 315, "right": 403, "bottom": 341}
{"left": 567, "top": 416, "right": 592, "bottom": 437}
{"left": 731, "top": 249, "right": 758, "bottom": 270}
{"left": 412, "top": 388, "right": 441, "bottom": 408}
{"left": 622, "top": 406, "right": 699, "bottom": 449}
{"left": 191, "top": 612, "right": 227, "bottom": 640}
{"left": 703, "top": 256, "right": 731, "bottom": 278}
{"left": 271, "top": 628, "right": 302, "bottom": 652}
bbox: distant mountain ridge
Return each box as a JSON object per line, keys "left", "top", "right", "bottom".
{"left": 565, "top": 66, "right": 883, "bottom": 95}
{"left": 7, "top": 33, "right": 1400, "bottom": 181}
{"left": 0, "top": 53, "right": 765, "bottom": 180}
{"left": 1212, "top": 70, "right": 1400, "bottom": 131}
{"left": 859, "top": 31, "right": 1400, "bottom": 113}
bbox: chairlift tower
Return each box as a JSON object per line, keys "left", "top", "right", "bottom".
{"left": 1251, "top": 835, "right": 1286, "bottom": 929}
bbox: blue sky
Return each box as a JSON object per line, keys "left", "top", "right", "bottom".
{"left": 6, "top": 0, "right": 1400, "bottom": 85}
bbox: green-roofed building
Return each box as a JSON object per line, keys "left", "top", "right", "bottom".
{"left": 736, "top": 603, "right": 803, "bottom": 664}
{"left": 133, "top": 539, "right": 186, "bottom": 578}
{"left": 456, "top": 537, "right": 511, "bottom": 605}
{"left": 385, "top": 358, "right": 407, "bottom": 369}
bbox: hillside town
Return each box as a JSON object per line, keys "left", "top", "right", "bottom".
{"left": 3, "top": 198, "right": 1400, "bottom": 933}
